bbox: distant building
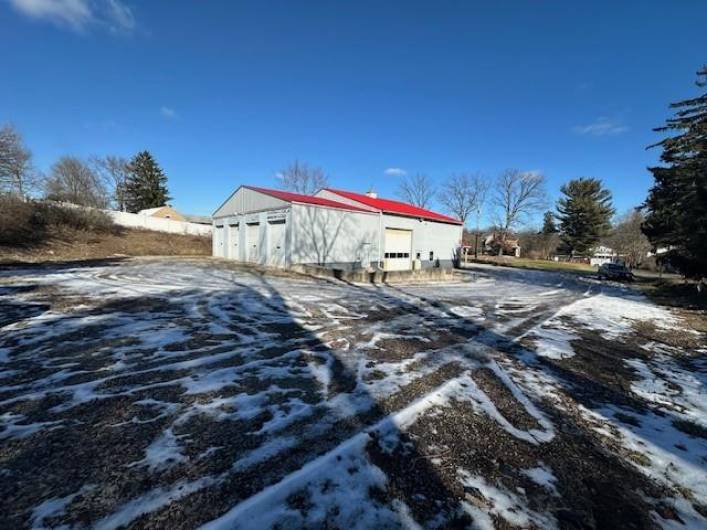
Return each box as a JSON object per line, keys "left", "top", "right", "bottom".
{"left": 211, "top": 185, "right": 462, "bottom": 270}
{"left": 138, "top": 206, "right": 186, "bottom": 222}
{"left": 589, "top": 245, "right": 616, "bottom": 267}
{"left": 483, "top": 232, "right": 521, "bottom": 257}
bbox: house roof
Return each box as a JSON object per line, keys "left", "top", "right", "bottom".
{"left": 323, "top": 188, "right": 462, "bottom": 225}
{"left": 245, "top": 186, "right": 372, "bottom": 213}
{"left": 139, "top": 206, "right": 172, "bottom": 216}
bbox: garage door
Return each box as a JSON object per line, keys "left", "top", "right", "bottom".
{"left": 384, "top": 228, "right": 412, "bottom": 271}
{"left": 268, "top": 221, "right": 286, "bottom": 267}
{"left": 228, "top": 223, "right": 239, "bottom": 260}
{"left": 246, "top": 223, "right": 260, "bottom": 263}
{"left": 213, "top": 225, "right": 225, "bottom": 257}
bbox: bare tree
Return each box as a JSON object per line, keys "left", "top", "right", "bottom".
{"left": 277, "top": 160, "right": 328, "bottom": 195}
{"left": 471, "top": 175, "right": 490, "bottom": 258}
{"left": 607, "top": 209, "right": 652, "bottom": 269}
{"left": 0, "top": 124, "right": 37, "bottom": 198}
{"left": 92, "top": 155, "right": 130, "bottom": 211}
{"left": 438, "top": 172, "right": 490, "bottom": 223}
{"left": 44, "top": 156, "right": 108, "bottom": 208}
{"left": 397, "top": 173, "right": 435, "bottom": 209}
{"left": 493, "top": 169, "right": 547, "bottom": 235}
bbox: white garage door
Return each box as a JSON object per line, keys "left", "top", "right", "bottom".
{"left": 246, "top": 223, "right": 260, "bottom": 263}
{"left": 228, "top": 223, "right": 239, "bottom": 260}
{"left": 213, "top": 225, "right": 225, "bottom": 257}
{"left": 268, "top": 221, "right": 286, "bottom": 267}
{"left": 384, "top": 228, "right": 412, "bottom": 271}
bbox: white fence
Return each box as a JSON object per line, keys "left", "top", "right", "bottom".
{"left": 106, "top": 210, "right": 212, "bottom": 237}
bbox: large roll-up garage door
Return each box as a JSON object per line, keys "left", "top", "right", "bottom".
{"left": 268, "top": 221, "right": 286, "bottom": 267}
{"left": 384, "top": 228, "right": 412, "bottom": 271}
{"left": 246, "top": 223, "right": 260, "bottom": 263}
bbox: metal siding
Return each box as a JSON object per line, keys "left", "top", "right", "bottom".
{"left": 290, "top": 204, "right": 380, "bottom": 266}
{"left": 381, "top": 214, "right": 461, "bottom": 266}
{"left": 213, "top": 187, "right": 289, "bottom": 218}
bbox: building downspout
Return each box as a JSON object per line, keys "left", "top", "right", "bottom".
{"left": 378, "top": 211, "right": 383, "bottom": 270}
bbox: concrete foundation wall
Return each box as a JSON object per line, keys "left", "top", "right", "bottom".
{"left": 291, "top": 263, "right": 459, "bottom": 283}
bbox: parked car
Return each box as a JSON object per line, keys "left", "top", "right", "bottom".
{"left": 598, "top": 263, "right": 634, "bottom": 282}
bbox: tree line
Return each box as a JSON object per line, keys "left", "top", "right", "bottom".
{"left": 0, "top": 130, "right": 171, "bottom": 214}
{"left": 3, "top": 64, "right": 703, "bottom": 281}
{"left": 276, "top": 65, "right": 706, "bottom": 283}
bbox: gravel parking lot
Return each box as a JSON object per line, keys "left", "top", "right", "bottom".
{"left": 1, "top": 258, "right": 705, "bottom": 529}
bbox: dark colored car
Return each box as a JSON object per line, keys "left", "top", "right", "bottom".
{"left": 598, "top": 263, "right": 634, "bottom": 282}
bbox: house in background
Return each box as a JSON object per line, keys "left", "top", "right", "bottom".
{"left": 483, "top": 232, "right": 521, "bottom": 257}
{"left": 553, "top": 245, "right": 619, "bottom": 266}
{"left": 589, "top": 245, "right": 617, "bottom": 266}
{"left": 211, "top": 185, "right": 462, "bottom": 271}
{"left": 138, "top": 205, "right": 186, "bottom": 222}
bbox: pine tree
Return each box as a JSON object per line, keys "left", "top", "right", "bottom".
{"left": 556, "top": 178, "right": 614, "bottom": 256}
{"left": 541, "top": 211, "right": 557, "bottom": 234}
{"left": 643, "top": 66, "right": 707, "bottom": 280}
{"left": 124, "top": 151, "right": 171, "bottom": 213}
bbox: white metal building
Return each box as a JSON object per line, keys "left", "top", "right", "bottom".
{"left": 212, "top": 185, "right": 462, "bottom": 271}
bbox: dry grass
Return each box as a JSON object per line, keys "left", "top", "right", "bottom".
{"left": 462, "top": 255, "right": 595, "bottom": 274}
{"left": 0, "top": 196, "right": 211, "bottom": 263}
{"left": 0, "top": 227, "right": 210, "bottom": 263}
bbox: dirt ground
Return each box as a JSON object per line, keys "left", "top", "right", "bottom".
{"left": 0, "top": 227, "right": 211, "bottom": 264}
{"left": 0, "top": 258, "right": 705, "bottom": 529}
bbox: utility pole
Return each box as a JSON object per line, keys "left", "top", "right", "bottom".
{"left": 474, "top": 205, "right": 481, "bottom": 259}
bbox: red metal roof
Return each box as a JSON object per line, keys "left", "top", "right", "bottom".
{"left": 245, "top": 186, "right": 372, "bottom": 213}
{"left": 323, "top": 188, "right": 462, "bottom": 225}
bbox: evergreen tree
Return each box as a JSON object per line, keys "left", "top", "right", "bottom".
{"left": 556, "top": 178, "right": 614, "bottom": 256}
{"left": 541, "top": 211, "right": 558, "bottom": 234}
{"left": 643, "top": 66, "right": 707, "bottom": 280}
{"left": 124, "top": 151, "right": 170, "bottom": 213}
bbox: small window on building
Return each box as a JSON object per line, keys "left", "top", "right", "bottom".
{"left": 429, "top": 251, "right": 434, "bottom": 261}
{"left": 416, "top": 252, "right": 421, "bottom": 260}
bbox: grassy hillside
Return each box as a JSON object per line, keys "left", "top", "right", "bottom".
{"left": 0, "top": 197, "right": 211, "bottom": 264}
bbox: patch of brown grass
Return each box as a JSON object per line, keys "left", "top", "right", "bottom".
{"left": 0, "top": 226, "right": 210, "bottom": 263}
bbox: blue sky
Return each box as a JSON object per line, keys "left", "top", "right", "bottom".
{"left": 1, "top": 1, "right": 706, "bottom": 223}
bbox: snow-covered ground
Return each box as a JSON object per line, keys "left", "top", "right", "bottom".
{"left": 0, "top": 258, "right": 704, "bottom": 529}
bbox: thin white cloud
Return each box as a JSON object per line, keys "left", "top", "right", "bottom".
{"left": 103, "top": 0, "right": 134, "bottom": 32}
{"left": 8, "top": 0, "right": 135, "bottom": 33}
{"left": 384, "top": 167, "right": 407, "bottom": 177}
{"left": 160, "top": 106, "right": 177, "bottom": 120}
{"left": 572, "top": 117, "right": 628, "bottom": 137}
